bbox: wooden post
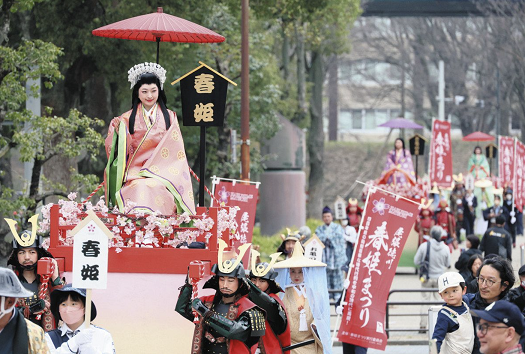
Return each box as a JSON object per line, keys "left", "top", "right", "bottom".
{"left": 241, "top": 0, "right": 250, "bottom": 180}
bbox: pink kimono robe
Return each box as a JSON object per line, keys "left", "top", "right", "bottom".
{"left": 105, "top": 104, "right": 195, "bottom": 215}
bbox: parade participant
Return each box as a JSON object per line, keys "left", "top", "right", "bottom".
{"left": 414, "top": 226, "right": 451, "bottom": 331}
{"left": 502, "top": 188, "right": 519, "bottom": 247}
{"left": 277, "top": 229, "right": 306, "bottom": 260}
{"left": 429, "top": 183, "right": 441, "bottom": 211}
{"left": 463, "top": 256, "right": 515, "bottom": 354}
{"left": 340, "top": 217, "right": 357, "bottom": 267}
{"left": 248, "top": 254, "right": 291, "bottom": 354}
{"left": 315, "top": 206, "right": 347, "bottom": 302}
{"left": 415, "top": 199, "right": 435, "bottom": 245}
{"left": 175, "top": 241, "right": 266, "bottom": 354}
{"left": 0, "top": 267, "right": 50, "bottom": 354}
{"left": 45, "top": 285, "right": 115, "bottom": 354}
{"left": 274, "top": 241, "right": 332, "bottom": 354}
{"left": 471, "top": 300, "right": 525, "bottom": 354}
{"left": 480, "top": 215, "right": 512, "bottom": 261}
{"left": 6, "top": 215, "right": 64, "bottom": 331}
{"left": 455, "top": 235, "right": 482, "bottom": 278}
{"left": 434, "top": 200, "right": 457, "bottom": 250}
{"left": 105, "top": 62, "right": 195, "bottom": 216}
{"left": 462, "top": 189, "right": 478, "bottom": 238}
{"left": 345, "top": 199, "right": 362, "bottom": 232}
{"left": 468, "top": 146, "right": 490, "bottom": 180}
{"left": 379, "top": 138, "right": 416, "bottom": 186}
{"left": 483, "top": 195, "right": 505, "bottom": 229}
{"left": 450, "top": 174, "right": 467, "bottom": 239}
{"left": 432, "top": 272, "right": 474, "bottom": 354}
{"left": 506, "top": 265, "right": 525, "bottom": 315}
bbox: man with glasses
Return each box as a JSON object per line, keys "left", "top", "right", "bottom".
{"left": 471, "top": 300, "right": 525, "bottom": 354}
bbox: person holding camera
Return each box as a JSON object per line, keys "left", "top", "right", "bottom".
{"left": 414, "top": 225, "right": 451, "bottom": 331}
{"left": 5, "top": 215, "right": 64, "bottom": 331}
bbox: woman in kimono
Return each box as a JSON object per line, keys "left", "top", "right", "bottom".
{"left": 468, "top": 146, "right": 490, "bottom": 180}
{"left": 380, "top": 138, "right": 416, "bottom": 186}
{"left": 274, "top": 242, "right": 332, "bottom": 354}
{"left": 105, "top": 62, "right": 195, "bottom": 216}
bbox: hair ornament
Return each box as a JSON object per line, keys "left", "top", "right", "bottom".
{"left": 128, "top": 62, "right": 167, "bottom": 89}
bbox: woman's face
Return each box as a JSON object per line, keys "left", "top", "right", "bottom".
{"left": 466, "top": 240, "right": 472, "bottom": 249}
{"left": 138, "top": 83, "right": 159, "bottom": 111}
{"left": 478, "top": 265, "right": 507, "bottom": 303}
{"left": 395, "top": 139, "right": 403, "bottom": 150}
{"left": 290, "top": 267, "right": 304, "bottom": 284}
{"left": 471, "top": 258, "right": 482, "bottom": 276}
{"left": 475, "top": 147, "right": 482, "bottom": 155}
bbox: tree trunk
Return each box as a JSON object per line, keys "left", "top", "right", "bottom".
{"left": 282, "top": 23, "right": 290, "bottom": 84}
{"left": 328, "top": 54, "right": 338, "bottom": 141}
{"left": 294, "top": 22, "right": 307, "bottom": 125}
{"left": 0, "top": 0, "right": 14, "bottom": 46}
{"left": 307, "top": 50, "right": 325, "bottom": 218}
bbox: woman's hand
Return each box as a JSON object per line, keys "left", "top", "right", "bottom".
{"left": 112, "top": 119, "right": 121, "bottom": 134}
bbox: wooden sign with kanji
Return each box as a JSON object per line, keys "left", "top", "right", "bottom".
{"left": 172, "top": 61, "right": 236, "bottom": 127}
{"left": 303, "top": 234, "right": 325, "bottom": 263}
{"left": 71, "top": 210, "right": 113, "bottom": 290}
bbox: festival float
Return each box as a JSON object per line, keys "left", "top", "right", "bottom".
{"left": 27, "top": 8, "right": 257, "bottom": 352}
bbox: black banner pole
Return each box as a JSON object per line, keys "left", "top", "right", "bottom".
{"left": 199, "top": 126, "right": 206, "bottom": 207}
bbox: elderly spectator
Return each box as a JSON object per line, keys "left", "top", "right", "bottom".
{"left": 414, "top": 225, "right": 451, "bottom": 331}
{"left": 471, "top": 300, "right": 525, "bottom": 354}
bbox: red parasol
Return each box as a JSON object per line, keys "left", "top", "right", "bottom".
{"left": 92, "top": 7, "right": 225, "bottom": 63}
{"left": 462, "top": 131, "right": 494, "bottom": 141}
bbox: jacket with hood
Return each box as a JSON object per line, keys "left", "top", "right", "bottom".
{"left": 414, "top": 238, "right": 451, "bottom": 279}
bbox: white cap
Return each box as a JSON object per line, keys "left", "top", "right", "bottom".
{"left": 0, "top": 268, "right": 33, "bottom": 298}
{"left": 438, "top": 272, "right": 465, "bottom": 293}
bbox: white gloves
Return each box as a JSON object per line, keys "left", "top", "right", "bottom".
{"left": 79, "top": 343, "right": 100, "bottom": 354}
{"left": 67, "top": 328, "right": 95, "bottom": 352}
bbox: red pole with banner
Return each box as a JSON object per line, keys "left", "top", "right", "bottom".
{"left": 499, "top": 136, "right": 515, "bottom": 188}
{"left": 515, "top": 141, "right": 525, "bottom": 212}
{"left": 429, "top": 120, "right": 453, "bottom": 188}
{"left": 212, "top": 179, "right": 259, "bottom": 265}
{"left": 337, "top": 188, "right": 420, "bottom": 350}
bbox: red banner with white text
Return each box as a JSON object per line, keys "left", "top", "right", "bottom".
{"left": 515, "top": 141, "right": 525, "bottom": 212}
{"left": 213, "top": 180, "right": 259, "bottom": 263}
{"left": 429, "top": 120, "right": 453, "bottom": 188}
{"left": 338, "top": 188, "right": 420, "bottom": 350}
{"left": 499, "top": 136, "right": 515, "bottom": 190}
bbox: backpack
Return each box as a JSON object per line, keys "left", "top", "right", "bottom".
{"left": 419, "top": 242, "right": 431, "bottom": 282}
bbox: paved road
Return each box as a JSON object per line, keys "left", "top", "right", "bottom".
{"left": 332, "top": 344, "right": 429, "bottom": 353}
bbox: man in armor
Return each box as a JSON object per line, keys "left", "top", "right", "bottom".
{"left": 175, "top": 241, "right": 265, "bottom": 354}
{"left": 247, "top": 251, "right": 290, "bottom": 353}
{"left": 6, "top": 215, "right": 64, "bottom": 331}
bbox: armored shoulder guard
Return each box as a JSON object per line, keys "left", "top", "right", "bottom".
{"left": 246, "top": 308, "right": 266, "bottom": 337}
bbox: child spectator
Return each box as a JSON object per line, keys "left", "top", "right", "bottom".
{"left": 45, "top": 285, "right": 115, "bottom": 353}
{"left": 432, "top": 272, "right": 474, "bottom": 353}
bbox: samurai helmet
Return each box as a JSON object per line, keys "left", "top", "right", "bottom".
{"left": 6, "top": 214, "right": 53, "bottom": 271}
{"left": 249, "top": 249, "right": 281, "bottom": 279}
{"left": 204, "top": 240, "right": 251, "bottom": 296}
{"left": 5, "top": 214, "right": 39, "bottom": 249}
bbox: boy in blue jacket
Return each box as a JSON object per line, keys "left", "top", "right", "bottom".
{"left": 432, "top": 272, "right": 474, "bottom": 353}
